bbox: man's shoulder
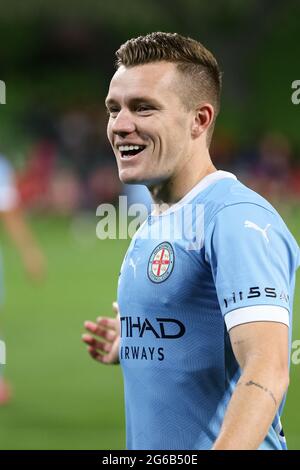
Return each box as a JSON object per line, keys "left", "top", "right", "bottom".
{"left": 203, "top": 177, "right": 299, "bottom": 266}
{"left": 202, "top": 176, "right": 278, "bottom": 226}
{"left": 221, "top": 179, "right": 276, "bottom": 212}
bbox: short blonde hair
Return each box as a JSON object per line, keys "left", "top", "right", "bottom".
{"left": 116, "top": 32, "right": 222, "bottom": 144}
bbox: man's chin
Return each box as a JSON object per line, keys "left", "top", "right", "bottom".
{"left": 120, "top": 175, "right": 142, "bottom": 185}
{"left": 119, "top": 171, "right": 147, "bottom": 185}
{"left": 119, "top": 169, "right": 162, "bottom": 187}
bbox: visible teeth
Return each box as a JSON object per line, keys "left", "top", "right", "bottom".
{"left": 119, "top": 145, "right": 144, "bottom": 152}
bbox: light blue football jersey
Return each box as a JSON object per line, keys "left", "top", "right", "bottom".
{"left": 117, "top": 171, "right": 299, "bottom": 450}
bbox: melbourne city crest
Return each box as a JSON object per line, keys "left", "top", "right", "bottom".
{"left": 148, "top": 242, "right": 174, "bottom": 283}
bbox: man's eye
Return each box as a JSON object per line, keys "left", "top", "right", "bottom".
{"left": 137, "top": 105, "right": 153, "bottom": 112}
{"left": 107, "top": 108, "right": 119, "bottom": 117}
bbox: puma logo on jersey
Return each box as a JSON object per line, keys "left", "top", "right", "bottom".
{"left": 244, "top": 220, "right": 271, "bottom": 243}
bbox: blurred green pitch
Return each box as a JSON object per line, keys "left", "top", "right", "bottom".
{"left": 0, "top": 210, "right": 299, "bottom": 450}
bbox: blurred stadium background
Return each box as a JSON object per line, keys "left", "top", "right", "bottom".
{"left": 0, "top": 0, "right": 299, "bottom": 449}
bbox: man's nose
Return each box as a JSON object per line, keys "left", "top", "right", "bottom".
{"left": 111, "top": 109, "right": 136, "bottom": 135}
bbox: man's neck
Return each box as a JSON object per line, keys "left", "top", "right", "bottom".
{"left": 149, "top": 160, "right": 217, "bottom": 214}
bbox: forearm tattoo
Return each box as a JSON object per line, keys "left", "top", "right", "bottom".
{"left": 239, "top": 380, "right": 278, "bottom": 407}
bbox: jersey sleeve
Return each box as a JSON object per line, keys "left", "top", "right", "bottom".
{"left": 0, "top": 157, "right": 20, "bottom": 212}
{"left": 204, "top": 202, "right": 298, "bottom": 331}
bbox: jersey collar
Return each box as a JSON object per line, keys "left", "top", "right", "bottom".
{"left": 151, "top": 170, "right": 237, "bottom": 217}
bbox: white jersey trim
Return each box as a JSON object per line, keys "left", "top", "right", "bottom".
{"left": 151, "top": 170, "right": 237, "bottom": 217}
{"left": 225, "top": 305, "right": 290, "bottom": 331}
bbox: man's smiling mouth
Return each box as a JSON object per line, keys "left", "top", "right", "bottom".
{"left": 118, "top": 144, "right": 146, "bottom": 159}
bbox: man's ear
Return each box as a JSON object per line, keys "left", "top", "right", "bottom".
{"left": 191, "top": 103, "right": 214, "bottom": 138}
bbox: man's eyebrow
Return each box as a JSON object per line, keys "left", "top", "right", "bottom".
{"left": 105, "top": 98, "right": 117, "bottom": 107}
{"left": 105, "top": 96, "right": 161, "bottom": 108}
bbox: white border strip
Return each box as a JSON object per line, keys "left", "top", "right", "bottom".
{"left": 225, "top": 305, "right": 289, "bottom": 331}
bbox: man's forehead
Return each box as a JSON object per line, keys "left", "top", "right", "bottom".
{"left": 106, "top": 62, "right": 179, "bottom": 102}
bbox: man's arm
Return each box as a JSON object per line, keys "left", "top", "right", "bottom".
{"left": 1, "top": 207, "right": 46, "bottom": 281}
{"left": 212, "top": 321, "right": 289, "bottom": 450}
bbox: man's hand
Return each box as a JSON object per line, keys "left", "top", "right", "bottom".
{"left": 82, "top": 301, "right": 120, "bottom": 365}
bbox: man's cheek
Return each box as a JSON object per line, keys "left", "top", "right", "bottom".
{"left": 106, "top": 123, "right": 113, "bottom": 144}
